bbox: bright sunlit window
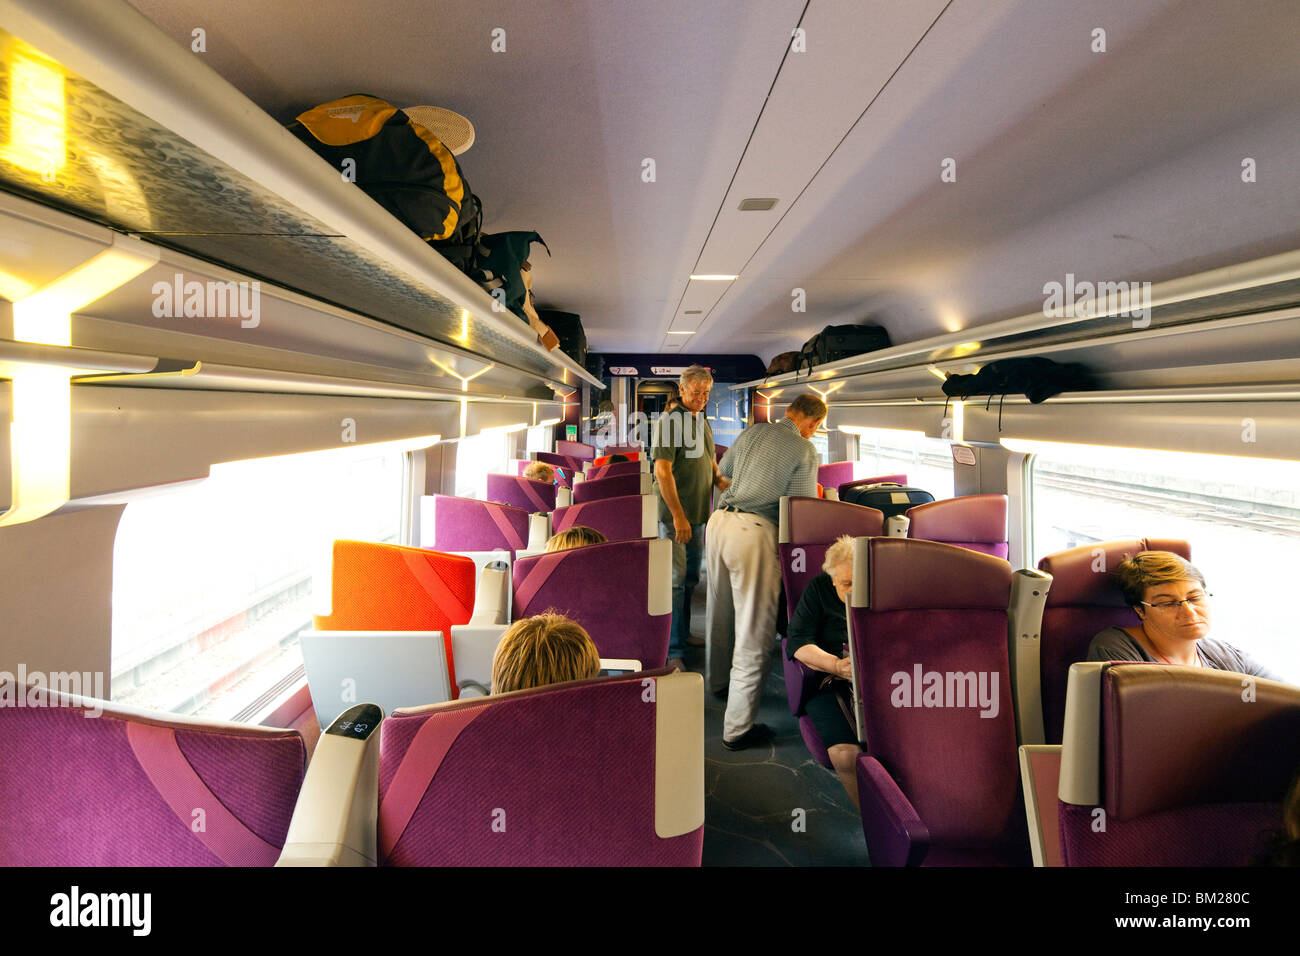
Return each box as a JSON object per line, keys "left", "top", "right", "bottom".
{"left": 854, "top": 428, "right": 955, "bottom": 500}
{"left": 112, "top": 444, "right": 406, "bottom": 720}
{"left": 454, "top": 431, "right": 511, "bottom": 499}
{"left": 1027, "top": 441, "right": 1300, "bottom": 682}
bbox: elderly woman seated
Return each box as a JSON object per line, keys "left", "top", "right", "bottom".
{"left": 522, "top": 461, "right": 555, "bottom": 484}
{"left": 785, "top": 533, "right": 862, "bottom": 807}
{"left": 491, "top": 611, "right": 601, "bottom": 694}
{"left": 1086, "top": 550, "right": 1280, "bottom": 679}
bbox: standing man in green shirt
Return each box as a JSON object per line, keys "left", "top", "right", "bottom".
{"left": 653, "top": 365, "right": 729, "bottom": 671}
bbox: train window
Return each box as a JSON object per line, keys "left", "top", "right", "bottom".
{"left": 524, "top": 424, "right": 551, "bottom": 454}
{"left": 852, "top": 428, "right": 955, "bottom": 500}
{"left": 1023, "top": 440, "right": 1300, "bottom": 681}
{"left": 111, "top": 444, "right": 406, "bottom": 719}
{"left": 454, "top": 431, "right": 511, "bottom": 499}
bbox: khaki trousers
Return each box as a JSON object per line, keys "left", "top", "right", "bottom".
{"left": 705, "top": 509, "right": 781, "bottom": 741}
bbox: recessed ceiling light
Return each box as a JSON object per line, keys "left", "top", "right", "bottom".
{"left": 689, "top": 274, "right": 737, "bottom": 281}
{"left": 738, "top": 198, "right": 778, "bottom": 211}
{"left": 667, "top": 330, "right": 694, "bottom": 335}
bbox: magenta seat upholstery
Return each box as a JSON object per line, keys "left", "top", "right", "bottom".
{"left": 586, "top": 460, "right": 644, "bottom": 480}
{"left": 0, "top": 681, "right": 305, "bottom": 866}
{"left": 378, "top": 669, "right": 702, "bottom": 865}
{"left": 777, "top": 497, "right": 883, "bottom": 767}
{"left": 573, "top": 472, "right": 645, "bottom": 503}
{"left": 1059, "top": 664, "right": 1300, "bottom": 866}
{"left": 555, "top": 440, "right": 595, "bottom": 461}
{"left": 837, "top": 473, "right": 908, "bottom": 498}
{"left": 817, "top": 461, "right": 856, "bottom": 491}
{"left": 553, "top": 494, "right": 651, "bottom": 544}
{"left": 485, "top": 474, "right": 557, "bottom": 514}
{"left": 714, "top": 444, "right": 728, "bottom": 463}
{"left": 604, "top": 444, "right": 642, "bottom": 455}
{"left": 906, "top": 494, "right": 1009, "bottom": 558}
{"left": 512, "top": 538, "right": 670, "bottom": 666}
{"left": 429, "top": 494, "right": 531, "bottom": 553}
{"left": 849, "top": 538, "right": 1028, "bottom": 866}
{"left": 1037, "top": 537, "right": 1189, "bottom": 744}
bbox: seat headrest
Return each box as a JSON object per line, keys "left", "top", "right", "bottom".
{"left": 906, "top": 494, "right": 1007, "bottom": 543}
{"left": 1040, "top": 538, "right": 1190, "bottom": 607}
{"left": 1102, "top": 664, "right": 1300, "bottom": 820}
{"left": 863, "top": 537, "right": 1011, "bottom": 610}
{"left": 783, "top": 496, "right": 883, "bottom": 543}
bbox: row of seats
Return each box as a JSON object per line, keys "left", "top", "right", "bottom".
{"left": 0, "top": 670, "right": 704, "bottom": 866}
{"left": 777, "top": 488, "right": 1299, "bottom": 866}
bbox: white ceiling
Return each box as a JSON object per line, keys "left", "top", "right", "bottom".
{"left": 124, "top": 0, "right": 1300, "bottom": 362}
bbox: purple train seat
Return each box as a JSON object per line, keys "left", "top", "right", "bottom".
{"left": 1058, "top": 662, "right": 1300, "bottom": 866}
{"left": 714, "top": 443, "right": 728, "bottom": 463}
{"left": 485, "top": 473, "right": 558, "bottom": 514}
{"left": 377, "top": 669, "right": 704, "bottom": 866}
{"left": 427, "top": 494, "right": 531, "bottom": 554}
{"left": 584, "top": 459, "right": 647, "bottom": 480}
{"left": 511, "top": 538, "right": 672, "bottom": 666}
{"left": 906, "top": 494, "right": 1010, "bottom": 558}
{"left": 555, "top": 439, "right": 596, "bottom": 461}
{"left": 837, "top": 473, "right": 908, "bottom": 499}
{"left": 553, "top": 493, "right": 656, "bottom": 544}
{"left": 531, "top": 451, "right": 583, "bottom": 488}
{"left": 0, "top": 679, "right": 306, "bottom": 866}
{"left": 573, "top": 471, "right": 651, "bottom": 503}
{"left": 776, "top": 496, "right": 884, "bottom": 767}
{"left": 849, "top": 537, "right": 1028, "bottom": 866}
{"left": 817, "top": 461, "right": 856, "bottom": 491}
{"left": 1036, "top": 538, "right": 1189, "bottom": 745}
{"left": 603, "top": 444, "right": 642, "bottom": 456}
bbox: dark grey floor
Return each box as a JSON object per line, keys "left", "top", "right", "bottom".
{"left": 679, "top": 583, "right": 871, "bottom": 866}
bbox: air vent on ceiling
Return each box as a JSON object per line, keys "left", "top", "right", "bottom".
{"left": 738, "top": 198, "right": 778, "bottom": 211}
{"left": 684, "top": 309, "right": 702, "bottom": 315}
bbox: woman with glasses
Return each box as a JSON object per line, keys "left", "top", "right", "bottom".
{"left": 1086, "top": 550, "right": 1281, "bottom": 679}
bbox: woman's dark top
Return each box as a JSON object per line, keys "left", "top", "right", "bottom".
{"left": 785, "top": 572, "right": 848, "bottom": 661}
{"left": 1086, "top": 626, "right": 1283, "bottom": 681}
{"left": 785, "top": 572, "right": 856, "bottom": 749}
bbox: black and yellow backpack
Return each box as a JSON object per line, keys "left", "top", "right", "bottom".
{"left": 287, "top": 94, "right": 482, "bottom": 269}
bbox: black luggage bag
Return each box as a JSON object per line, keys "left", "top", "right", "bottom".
{"left": 538, "top": 310, "right": 586, "bottom": 364}
{"left": 839, "top": 483, "right": 934, "bottom": 519}
{"left": 797, "top": 323, "right": 890, "bottom": 375}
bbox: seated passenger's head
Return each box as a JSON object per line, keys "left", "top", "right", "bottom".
{"left": 544, "top": 525, "right": 607, "bottom": 552}
{"left": 607, "top": 453, "right": 630, "bottom": 463}
{"left": 823, "top": 534, "right": 855, "bottom": 603}
{"left": 1114, "top": 550, "right": 1211, "bottom": 641}
{"left": 523, "top": 461, "right": 555, "bottom": 484}
{"left": 491, "top": 611, "right": 601, "bottom": 694}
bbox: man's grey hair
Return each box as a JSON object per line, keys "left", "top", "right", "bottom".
{"left": 679, "top": 365, "right": 714, "bottom": 389}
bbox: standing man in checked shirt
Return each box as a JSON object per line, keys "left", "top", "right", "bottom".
{"left": 707, "top": 393, "right": 827, "bottom": 750}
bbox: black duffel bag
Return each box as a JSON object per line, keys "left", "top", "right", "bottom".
{"left": 798, "top": 324, "right": 891, "bottom": 376}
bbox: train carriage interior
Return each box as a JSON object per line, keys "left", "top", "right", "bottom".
{"left": 1, "top": 0, "right": 1299, "bottom": 891}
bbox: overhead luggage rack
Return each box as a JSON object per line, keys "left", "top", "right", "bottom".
{"left": 0, "top": 0, "right": 599, "bottom": 390}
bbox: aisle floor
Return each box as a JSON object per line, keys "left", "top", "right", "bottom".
{"left": 678, "top": 581, "right": 870, "bottom": 866}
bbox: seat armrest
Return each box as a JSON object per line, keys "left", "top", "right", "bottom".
{"left": 856, "top": 754, "right": 930, "bottom": 867}
{"left": 277, "top": 704, "right": 382, "bottom": 867}
{"left": 780, "top": 639, "right": 824, "bottom": 717}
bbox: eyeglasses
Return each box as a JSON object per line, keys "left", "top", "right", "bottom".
{"left": 1140, "top": 593, "right": 1212, "bottom": 613}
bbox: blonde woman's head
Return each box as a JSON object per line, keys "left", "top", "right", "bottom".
{"left": 545, "top": 525, "right": 607, "bottom": 552}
